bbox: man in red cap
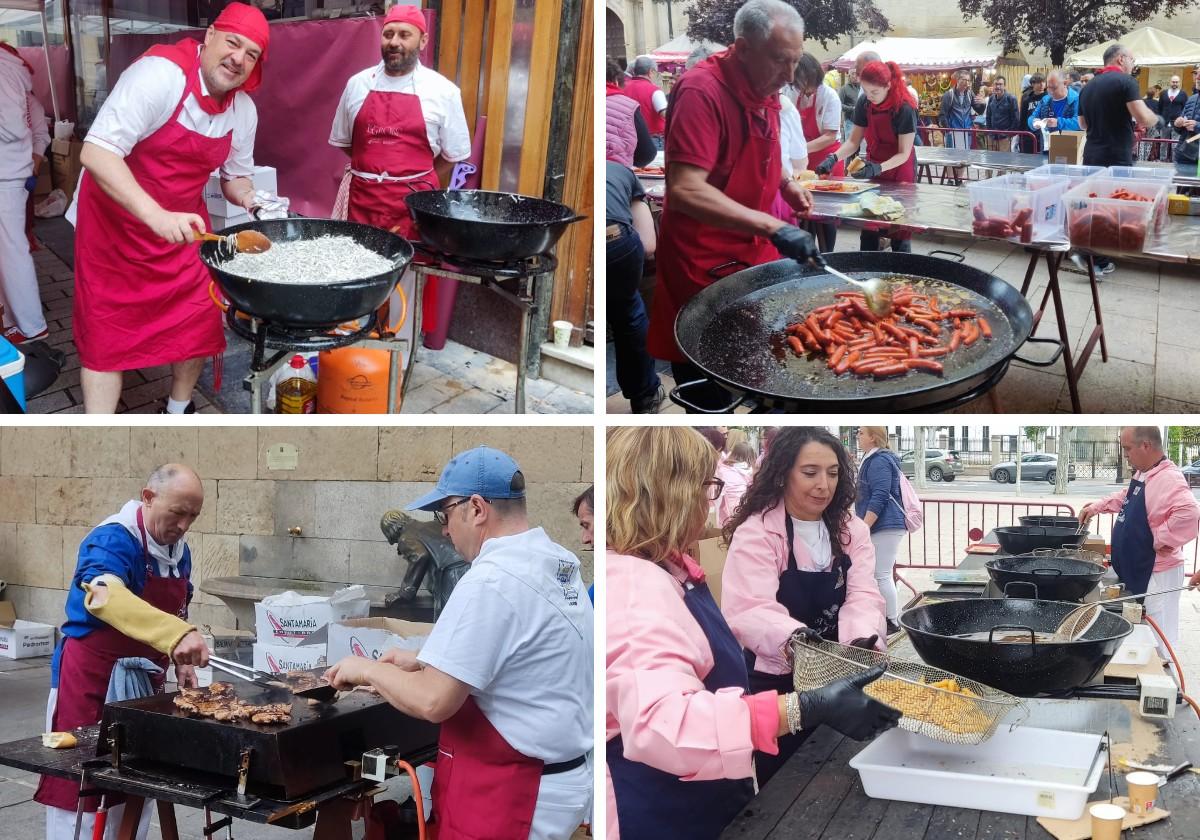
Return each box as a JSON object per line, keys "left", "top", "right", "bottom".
{"left": 329, "top": 4, "right": 471, "bottom": 238}
{"left": 70, "top": 2, "right": 275, "bottom": 414}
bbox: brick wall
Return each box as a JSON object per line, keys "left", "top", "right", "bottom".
{"left": 0, "top": 426, "right": 594, "bottom": 630}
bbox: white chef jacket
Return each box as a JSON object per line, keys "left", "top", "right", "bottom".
{"left": 798, "top": 83, "right": 843, "bottom": 137}
{"left": 0, "top": 49, "right": 34, "bottom": 181}
{"left": 779, "top": 95, "right": 808, "bottom": 177}
{"left": 328, "top": 61, "right": 471, "bottom": 162}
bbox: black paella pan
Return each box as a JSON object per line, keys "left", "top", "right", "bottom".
{"left": 672, "top": 251, "right": 1064, "bottom": 412}
{"left": 405, "top": 189, "right": 586, "bottom": 262}
{"left": 985, "top": 553, "right": 1106, "bottom": 602}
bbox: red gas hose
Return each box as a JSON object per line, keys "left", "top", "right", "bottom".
{"left": 395, "top": 759, "right": 427, "bottom": 840}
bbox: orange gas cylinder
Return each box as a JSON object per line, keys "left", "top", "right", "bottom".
{"left": 317, "top": 347, "right": 403, "bottom": 413}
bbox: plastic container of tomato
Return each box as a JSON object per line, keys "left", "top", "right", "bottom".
{"left": 966, "top": 173, "right": 1071, "bottom": 243}
{"left": 1025, "top": 163, "right": 1104, "bottom": 188}
{"left": 1064, "top": 176, "right": 1169, "bottom": 253}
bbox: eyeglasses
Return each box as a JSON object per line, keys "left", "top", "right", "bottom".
{"left": 433, "top": 498, "right": 473, "bottom": 525}
{"left": 702, "top": 478, "right": 725, "bottom": 501}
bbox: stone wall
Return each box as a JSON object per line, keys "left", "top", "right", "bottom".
{"left": 0, "top": 426, "right": 594, "bottom": 630}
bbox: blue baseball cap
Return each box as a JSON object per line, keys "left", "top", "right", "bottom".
{"left": 405, "top": 446, "right": 525, "bottom": 512}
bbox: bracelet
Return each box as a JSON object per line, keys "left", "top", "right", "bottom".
{"left": 785, "top": 692, "right": 803, "bottom": 734}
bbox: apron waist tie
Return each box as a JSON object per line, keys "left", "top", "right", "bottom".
{"left": 350, "top": 167, "right": 434, "bottom": 183}
{"left": 542, "top": 755, "right": 587, "bottom": 775}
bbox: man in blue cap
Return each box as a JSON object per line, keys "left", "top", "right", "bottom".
{"left": 325, "top": 446, "right": 592, "bottom": 840}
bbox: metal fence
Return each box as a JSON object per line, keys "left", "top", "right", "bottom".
{"left": 916, "top": 126, "right": 1039, "bottom": 152}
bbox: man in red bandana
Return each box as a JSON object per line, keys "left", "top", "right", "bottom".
{"left": 71, "top": 2, "right": 271, "bottom": 414}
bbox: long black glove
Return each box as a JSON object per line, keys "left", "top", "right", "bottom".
{"left": 770, "top": 224, "right": 819, "bottom": 263}
{"left": 848, "top": 634, "right": 880, "bottom": 650}
{"left": 798, "top": 663, "right": 902, "bottom": 740}
{"left": 814, "top": 153, "right": 838, "bottom": 176}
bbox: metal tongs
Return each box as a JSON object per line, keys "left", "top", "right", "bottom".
{"left": 207, "top": 655, "right": 338, "bottom": 700}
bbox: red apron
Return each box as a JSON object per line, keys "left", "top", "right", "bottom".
{"left": 431, "top": 697, "right": 542, "bottom": 839}
{"left": 72, "top": 50, "right": 230, "bottom": 372}
{"left": 35, "top": 509, "right": 189, "bottom": 813}
{"left": 647, "top": 54, "right": 782, "bottom": 362}
{"left": 864, "top": 104, "right": 916, "bottom": 242}
{"left": 347, "top": 75, "right": 441, "bottom": 239}
{"left": 799, "top": 95, "right": 844, "bottom": 177}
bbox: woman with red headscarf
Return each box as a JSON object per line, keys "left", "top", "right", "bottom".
{"left": 813, "top": 60, "right": 917, "bottom": 252}
{"left": 70, "top": 2, "right": 272, "bottom": 414}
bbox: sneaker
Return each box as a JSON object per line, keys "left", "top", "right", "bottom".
{"left": 2, "top": 325, "right": 49, "bottom": 344}
{"left": 886, "top": 619, "right": 902, "bottom": 636}
{"left": 631, "top": 384, "right": 666, "bottom": 414}
{"left": 1097, "top": 260, "right": 1116, "bottom": 276}
{"left": 158, "top": 401, "right": 197, "bottom": 414}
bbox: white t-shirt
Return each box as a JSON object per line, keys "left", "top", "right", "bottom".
{"left": 779, "top": 96, "right": 808, "bottom": 177}
{"left": 798, "top": 83, "right": 843, "bottom": 137}
{"left": 649, "top": 86, "right": 668, "bottom": 115}
{"left": 418, "top": 527, "right": 592, "bottom": 763}
{"left": 85, "top": 49, "right": 257, "bottom": 179}
{"left": 329, "top": 61, "right": 471, "bottom": 162}
{"left": 790, "top": 516, "right": 833, "bottom": 570}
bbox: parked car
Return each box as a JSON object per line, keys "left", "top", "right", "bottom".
{"left": 898, "top": 449, "right": 963, "bottom": 482}
{"left": 990, "top": 453, "right": 1076, "bottom": 484}
{"left": 1182, "top": 458, "right": 1200, "bottom": 488}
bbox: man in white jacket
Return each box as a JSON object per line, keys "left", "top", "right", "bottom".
{"left": 0, "top": 43, "right": 49, "bottom": 344}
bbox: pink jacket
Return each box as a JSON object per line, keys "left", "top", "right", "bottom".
{"left": 722, "top": 504, "right": 886, "bottom": 674}
{"left": 606, "top": 550, "right": 780, "bottom": 840}
{"left": 605, "top": 92, "right": 640, "bottom": 166}
{"left": 1089, "top": 459, "right": 1199, "bottom": 572}
{"left": 714, "top": 461, "right": 752, "bottom": 528}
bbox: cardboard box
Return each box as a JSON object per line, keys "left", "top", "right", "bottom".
{"left": 0, "top": 602, "right": 56, "bottom": 659}
{"left": 1047, "top": 131, "right": 1086, "bottom": 166}
{"left": 33, "top": 157, "right": 52, "bottom": 197}
{"left": 204, "top": 165, "right": 277, "bottom": 217}
{"left": 254, "top": 588, "right": 370, "bottom": 647}
{"left": 253, "top": 641, "right": 327, "bottom": 674}
{"left": 166, "top": 664, "right": 214, "bottom": 687}
{"left": 201, "top": 625, "right": 254, "bottom": 660}
{"left": 695, "top": 537, "right": 729, "bottom": 607}
{"left": 50, "top": 138, "right": 84, "bottom": 199}
{"left": 208, "top": 209, "right": 252, "bottom": 231}
{"left": 327, "top": 617, "right": 434, "bottom": 663}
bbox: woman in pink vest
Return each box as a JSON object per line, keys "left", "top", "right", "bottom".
{"left": 606, "top": 61, "right": 657, "bottom": 167}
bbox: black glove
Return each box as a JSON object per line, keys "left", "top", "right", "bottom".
{"left": 814, "top": 153, "right": 838, "bottom": 176}
{"left": 791, "top": 627, "right": 824, "bottom": 646}
{"left": 848, "top": 634, "right": 880, "bottom": 650}
{"left": 851, "top": 160, "right": 883, "bottom": 180}
{"left": 770, "top": 224, "right": 819, "bottom": 263}
{"left": 798, "top": 663, "right": 902, "bottom": 740}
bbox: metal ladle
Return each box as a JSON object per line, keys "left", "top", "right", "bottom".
{"left": 811, "top": 254, "right": 894, "bottom": 318}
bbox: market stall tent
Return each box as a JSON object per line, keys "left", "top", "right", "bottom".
{"left": 831, "top": 36, "right": 1024, "bottom": 73}
{"left": 1066, "top": 26, "right": 1200, "bottom": 67}
{"left": 650, "top": 33, "right": 724, "bottom": 64}
{"left": 0, "top": 0, "right": 58, "bottom": 121}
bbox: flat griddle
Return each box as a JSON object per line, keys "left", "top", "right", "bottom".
{"left": 674, "top": 251, "right": 1062, "bottom": 411}
{"left": 98, "top": 676, "right": 438, "bottom": 800}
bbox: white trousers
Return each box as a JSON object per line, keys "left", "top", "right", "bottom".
{"left": 44, "top": 688, "right": 153, "bottom": 840}
{"left": 530, "top": 757, "right": 592, "bottom": 840}
{"left": 1145, "top": 565, "right": 1184, "bottom": 663}
{"left": 0, "top": 181, "right": 46, "bottom": 337}
{"left": 870, "top": 529, "right": 905, "bottom": 621}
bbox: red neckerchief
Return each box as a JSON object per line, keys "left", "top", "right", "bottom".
{"left": 700, "top": 47, "right": 781, "bottom": 114}
{"left": 1093, "top": 65, "right": 1124, "bottom": 76}
{"left": 605, "top": 82, "right": 624, "bottom": 97}
{"left": 143, "top": 38, "right": 238, "bottom": 115}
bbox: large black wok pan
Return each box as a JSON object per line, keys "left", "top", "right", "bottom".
{"left": 405, "top": 190, "right": 586, "bottom": 262}
{"left": 901, "top": 598, "right": 1132, "bottom": 696}
{"left": 993, "top": 525, "right": 1086, "bottom": 555}
{"left": 985, "top": 554, "right": 1106, "bottom": 602}
{"left": 1019, "top": 515, "right": 1084, "bottom": 530}
{"left": 671, "top": 252, "right": 1063, "bottom": 413}
{"left": 201, "top": 218, "right": 413, "bottom": 328}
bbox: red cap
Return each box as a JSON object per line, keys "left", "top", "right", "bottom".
{"left": 212, "top": 2, "right": 270, "bottom": 92}
{"left": 383, "top": 4, "right": 427, "bottom": 34}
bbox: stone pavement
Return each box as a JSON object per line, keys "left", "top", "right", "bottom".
{"left": 606, "top": 233, "right": 1200, "bottom": 414}
{"left": 21, "top": 219, "right": 590, "bottom": 414}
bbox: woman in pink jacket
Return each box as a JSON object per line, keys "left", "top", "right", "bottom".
{"left": 714, "top": 442, "right": 756, "bottom": 528}
{"left": 721, "top": 426, "right": 888, "bottom": 784}
{"left": 607, "top": 427, "right": 899, "bottom": 840}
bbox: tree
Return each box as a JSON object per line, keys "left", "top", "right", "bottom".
{"left": 1166, "top": 426, "right": 1200, "bottom": 463}
{"left": 685, "top": 0, "right": 889, "bottom": 48}
{"left": 1055, "top": 426, "right": 1074, "bottom": 495}
{"left": 1024, "top": 426, "right": 1048, "bottom": 449}
{"left": 957, "top": 0, "right": 1200, "bottom": 67}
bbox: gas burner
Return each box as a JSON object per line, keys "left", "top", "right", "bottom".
{"left": 414, "top": 247, "right": 558, "bottom": 279}
{"left": 225, "top": 308, "right": 378, "bottom": 372}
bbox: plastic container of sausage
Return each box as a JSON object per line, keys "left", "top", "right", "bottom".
{"left": 1025, "top": 163, "right": 1104, "bottom": 188}
{"left": 966, "top": 173, "right": 1072, "bottom": 244}
{"left": 1064, "top": 176, "right": 1169, "bottom": 254}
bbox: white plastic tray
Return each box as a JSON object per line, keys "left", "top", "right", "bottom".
{"left": 1111, "top": 623, "right": 1156, "bottom": 666}
{"left": 849, "top": 725, "right": 1105, "bottom": 820}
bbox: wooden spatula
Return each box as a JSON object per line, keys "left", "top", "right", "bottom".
{"left": 193, "top": 228, "right": 272, "bottom": 254}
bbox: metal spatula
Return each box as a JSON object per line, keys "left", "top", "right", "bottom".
{"left": 1053, "top": 584, "right": 1197, "bottom": 642}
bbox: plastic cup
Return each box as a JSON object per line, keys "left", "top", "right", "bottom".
{"left": 552, "top": 320, "right": 573, "bottom": 349}
{"left": 1089, "top": 802, "right": 1126, "bottom": 840}
{"left": 1126, "top": 771, "right": 1159, "bottom": 815}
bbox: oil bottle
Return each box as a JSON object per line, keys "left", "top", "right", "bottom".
{"left": 276, "top": 354, "right": 317, "bottom": 414}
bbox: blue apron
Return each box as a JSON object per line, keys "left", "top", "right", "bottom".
{"left": 608, "top": 576, "right": 756, "bottom": 840}
{"left": 744, "top": 514, "right": 851, "bottom": 784}
{"left": 1110, "top": 461, "right": 1163, "bottom": 597}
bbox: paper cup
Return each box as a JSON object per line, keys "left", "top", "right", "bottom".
{"left": 1127, "top": 771, "right": 1159, "bottom": 815}
{"left": 1103, "top": 583, "right": 1124, "bottom": 599}
{"left": 1089, "top": 802, "right": 1126, "bottom": 840}
{"left": 552, "top": 320, "right": 573, "bottom": 349}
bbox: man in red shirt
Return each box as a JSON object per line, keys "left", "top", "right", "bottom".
{"left": 647, "top": 0, "right": 817, "bottom": 412}
{"left": 624, "top": 55, "right": 668, "bottom": 145}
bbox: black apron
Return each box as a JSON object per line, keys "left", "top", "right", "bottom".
{"left": 744, "top": 514, "right": 851, "bottom": 785}
{"left": 608, "top": 577, "right": 756, "bottom": 840}
{"left": 1110, "top": 459, "right": 1163, "bottom": 597}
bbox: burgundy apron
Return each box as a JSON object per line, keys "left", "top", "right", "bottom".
{"left": 34, "top": 509, "right": 189, "bottom": 812}
{"left": 800, "top": 96, "right": 844, "bottom": 177}
{"left": 431, "top": 697, "right": 543, "bottom": 839}
{"left": 647, "top": 52, "right": 782, "bottom": 362}
{"left": 864, "top": 103, "right": 916, "bottom": 242}
{"left": 72, "top": 43, "right": 231, "bottom": 372}
{"left": 347, "top": 73, "right": 441, "bottom": 239}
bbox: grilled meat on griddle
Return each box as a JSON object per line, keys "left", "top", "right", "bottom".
{"left": 283, "top": 669, "right": 330, "bottom": 693}
{"left": 173, "top": 682, "right": 292, "bottom": 725}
